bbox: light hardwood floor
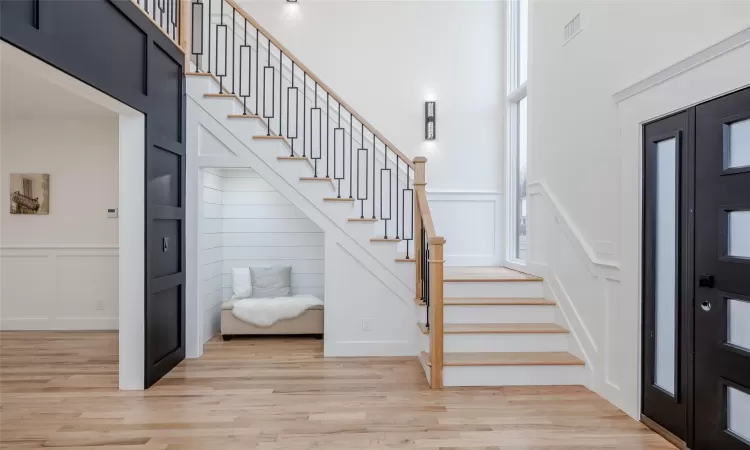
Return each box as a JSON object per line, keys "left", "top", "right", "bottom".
{"left": 0, "top": 332, "right": 674, "bottom": 449}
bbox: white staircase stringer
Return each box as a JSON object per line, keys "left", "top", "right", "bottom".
{"left": 187, "top": 94, "right": 414, "bottom": 304}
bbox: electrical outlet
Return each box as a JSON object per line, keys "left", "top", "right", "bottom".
{"left": 362, "top": 318, "right": 373, "bottom": 332}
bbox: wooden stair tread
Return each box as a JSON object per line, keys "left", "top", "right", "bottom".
{"left": 444, "top": 266, "right": 542, "bottom": 283}
{"left": 421, "top": 351, "right": 584, "bottom": 367}
{"left": 228, "top": 114, "right": 260, "bottom": 119}
{"left": 395, "top": 257, "right": 416, "bottom": 263}
{"left": 417, "top": 322, "right": 569, "bottom": 335}
{"left": 300, "top": 177, "right": 332, "bottom": 181}
{"left": 370, "top": 238, "right": 401, "bottom": 243}
{"left": 253, "top": 135, "right": 286, "bottom": 140}
{"left": 277, "top": 156, "right": 309, "bottom": 161}
{"left": 348, "top": 217, "right": 377, "bottom": 222}
{"left": 324, "top": 197, "right": 355, "bottom": 202}
{"left": 444, "top": 297, "right": 555, "bottom": 306}
{"left": 203, "top": 93, "right": 236, "bottom": 98}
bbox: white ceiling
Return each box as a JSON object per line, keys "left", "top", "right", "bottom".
{"left": 1, "top": 59, "right": 116, "bottom": 120}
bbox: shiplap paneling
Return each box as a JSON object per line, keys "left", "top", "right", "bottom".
{"left": 201, "top": 168, "right": 224, "bottom": 342}
{"left": 199, "top": 168, "right": 326, "bottom": 342}
{"left": 218, "top": 168, "right": 325, "bottom": 299}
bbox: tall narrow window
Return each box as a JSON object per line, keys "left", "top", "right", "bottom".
{"left": 507, "top": 0, "right": 529, "bottom": 261}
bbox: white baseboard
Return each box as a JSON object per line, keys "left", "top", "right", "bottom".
{"left": 0, "top": 318, "right": 118, "bottom": 330}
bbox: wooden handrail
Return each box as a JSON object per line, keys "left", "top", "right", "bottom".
{"left": 416, "top": 190, "right": 436, "bottom": 239}
{"left": 218, "top": 0, "right": 414, "bottom": 169}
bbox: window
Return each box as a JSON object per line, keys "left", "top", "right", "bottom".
{"left": 507, "top": 0, "right": 529, "bottom": 261}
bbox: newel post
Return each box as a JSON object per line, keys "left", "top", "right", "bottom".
{"left": 413, "top": 157, "right": 427, "bottom": 301}
{"left": 179, "top": 0, "right": 192, "bottom": 70}
{"left": 428, "top": 236, "right": 445, "bottom": 389}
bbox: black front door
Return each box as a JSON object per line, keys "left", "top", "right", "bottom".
{"left": 642, "top": 110, "right": 691, "bottom": 441}
{"left": 694, "top": 87, "right": 750, "bottom": 450}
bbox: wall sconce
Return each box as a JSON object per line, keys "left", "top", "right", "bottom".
{"left": 286, "top": 0, "right": 297, "bottom": 2}
{"left": 425, "top": 101, "right": 436, "bottom": 140}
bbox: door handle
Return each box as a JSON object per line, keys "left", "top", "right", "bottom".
{"left": 698, "top": 274, "right": 715, "bottom": 288}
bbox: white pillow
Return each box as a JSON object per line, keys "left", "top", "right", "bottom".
{"left": 232, "top": 267, "right": 253, "bottom": 299}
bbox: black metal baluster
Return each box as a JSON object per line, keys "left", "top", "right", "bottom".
{"left": 287, "top": 63, "right": 299, "bottom": 157}
{"left": 403, "top": 166, "right": 413, "bottom": 259}
{"left": 311, "top": 83, "right": 321, "bottom": 177}
{"left": 326, "top": 94, "right": 330, "bottom": 179}
{"left": 231, "top": 8, "right": 235, "bottom": 94}
{"left": 191, "top": 1, "right": 204, "bottom": 73}
{"left": 255, "top": 28, "right": 259, "bottom": 115}
{"left": 357, "top": 122, "right": 368, "bottom": 219}
{"left": 239, "top": 19, "right": 250, "bottom": 115}
{"left": 334, "top": 102, "right": 344, "bottom": 198}
{"left": 372, "top": 132, "right": 376, "bottom": 219}
{"left": 395, "top": 155, "right": 399, "bottom": 240}
{"left": 279, "top": 48, "right": 283, "bottom": 137}
{"left": 263, "top": 38, "right": 274, "bottom": 136}
{"left": 207, "top": 0, "right": 212, "bottom": 73}
{"left": 349, "top": 111, "right": 353, "bottom": 199}
{"left": 216, "top": 0, "right": 226, "bottom": 92}
{"left": 381, "top": 146, "right": 391, "bottom": 239}
{"left": 172, "top": 0, "right": 178, "bottom": 40}
{"left": 303, "top": 73, "right": 306, "bottom": 157}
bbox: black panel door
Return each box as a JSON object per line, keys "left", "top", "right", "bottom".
{"left": 694, "top": 87, "right": 750, "bottom": 450}
{"left": 145, "top": 46, "right": 187, "bottom": 388}
{"left": 642, "top": 111, "right": 691, "bottom": 441}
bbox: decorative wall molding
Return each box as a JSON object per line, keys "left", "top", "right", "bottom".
{"left": 613, "top": 26, "right": 750, "bottom": 103}
{"left": 0, "top": 245, "right": 119, "bottom": 330}
{"left": 426, "top": 190, "right": 503, "bottom": 266}
{"left": 525, "top": 181, "right": 624, "bottom": 412}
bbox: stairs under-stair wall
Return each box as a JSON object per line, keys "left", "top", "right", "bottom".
{"left": 183, "top": 0, "right": 588, "bottom": 388}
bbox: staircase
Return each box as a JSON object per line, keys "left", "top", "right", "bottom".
{"left": 416, "top": 267, "right": 587, "bottom": 387}
{"left": 182, "top": 0, "right": 587, "bottom": 389}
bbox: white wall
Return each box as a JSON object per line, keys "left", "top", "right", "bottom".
{"left": 237, "top": 0, "right": 505, "bottom": 257}
{"left": 199, "top": 167, "right": 325, "bottom": 342}
{"left": 529, "top": 0, "right": 750, "bottom": 260}
{"left": 0, "top": 118, "right": 120, "bottom": 330}
{"left": 527, "top": 0, "right": 750, "bottom": 417}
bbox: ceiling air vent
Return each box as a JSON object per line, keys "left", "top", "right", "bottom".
{"left": 563, "top": 13, "right": 581, "bottom": 45}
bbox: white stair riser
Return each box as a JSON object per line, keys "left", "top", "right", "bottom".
{"left": 444, "top": 305, "right": 555, "bottom": 323}
{"left": 442, "top": 365, "right": 588, "bottom": 387}
{"left": 443, "top": 281, "right": 543, "bottom": 298}
{"left": 443, "top": 333, "right": 568, "bottom": 353}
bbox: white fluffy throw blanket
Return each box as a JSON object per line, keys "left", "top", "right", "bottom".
{"left": 231, "top": 295, "right": 323, "bottom": 327}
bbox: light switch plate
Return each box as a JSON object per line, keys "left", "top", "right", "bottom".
{"left": 107, "top": 208, "right": 118, "bottom": 218}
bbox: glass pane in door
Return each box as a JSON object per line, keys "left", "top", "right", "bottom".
{"left": 728, "top": 386, "right": 750, "bottom": 442}
{"left": 655, "top": 137, "right": 678, "bottom": 395}
{"left": 726, "top": 118, "right": 750, "bottom": 169}
{"left": 728, "top": 210, "right": 750, "bottom": 258}
{"left": 728, "top": 299, "right": 750, "bottom": 353}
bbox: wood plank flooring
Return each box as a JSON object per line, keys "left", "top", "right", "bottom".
{"left": 0, "top": 331, "right": 674, "bottom": 449}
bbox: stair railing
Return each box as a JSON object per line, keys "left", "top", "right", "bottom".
{"left": 185, "top": 0, "right": 416, "bottom": 251}
{"left": 182, "top": 0, "right": 445, "bottom": 387}
{"left": 414, "top": 157, "right": 445, "bottom": 388}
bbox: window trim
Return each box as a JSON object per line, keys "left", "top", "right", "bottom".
{"left": 506, "top": 0, "right": 529, "bottom": 264}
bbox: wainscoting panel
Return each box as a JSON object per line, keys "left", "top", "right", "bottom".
{"left": 0, "top": 246, "right": 119, "bottom": 330}
{"left": 427, "top": 191, "right": 503, "bottom": 266}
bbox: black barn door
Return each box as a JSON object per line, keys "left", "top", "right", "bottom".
{"left": 694, "top": 87, "right": 750, "bottom": 450}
